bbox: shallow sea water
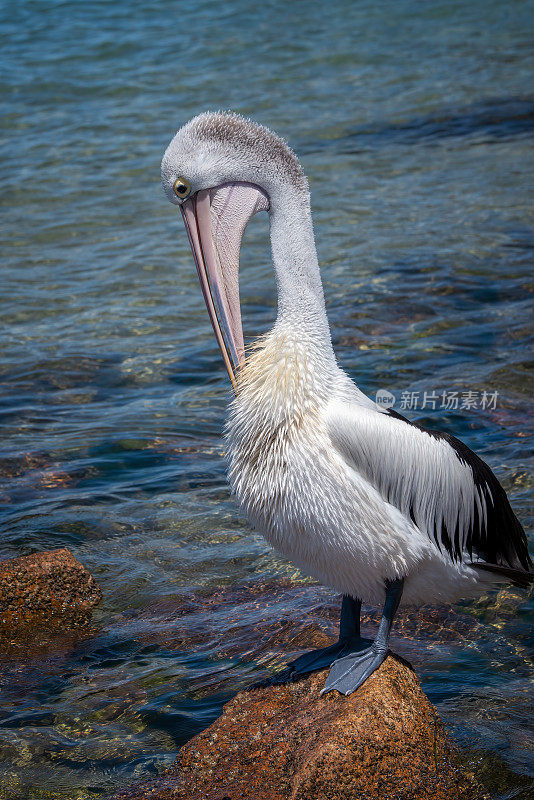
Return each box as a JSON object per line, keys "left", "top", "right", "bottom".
{"left": 1, "top": 0, "right": 533, "bottom": 797}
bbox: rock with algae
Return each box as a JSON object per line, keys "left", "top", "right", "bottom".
{"left": 111, "top": 654, "right": 487, "bottom": 800}
{"left": 0, "top": 548, "right": 102, "bottom": 642}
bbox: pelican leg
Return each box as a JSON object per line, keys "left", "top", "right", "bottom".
{"left": 321, "top": 577, "right": 404, "bottom": 696}
{"left": 288, "top": 595, "right": 371, "bottom": 676}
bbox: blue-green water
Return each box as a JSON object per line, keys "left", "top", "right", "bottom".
{"left": 1, "top": 0, "right": 533, "bottom": 797}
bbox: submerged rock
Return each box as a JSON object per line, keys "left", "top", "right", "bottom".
{"left": 0, "top": 548, "right": 102, "bottom": 640}
{"left": 112, "top": 655, "right": 486, "bottom": 800}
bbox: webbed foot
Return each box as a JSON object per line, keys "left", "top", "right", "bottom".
{"left": 321, "top": 644, "right": 387, "bottom": 695}
{"left": 288, "top": 637, "right": 372, "bottom": 676}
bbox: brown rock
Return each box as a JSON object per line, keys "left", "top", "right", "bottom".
{"left": 112, "top": 655, "right": 486, "bottom": 800}
{"left": 0, "top": 548, "right": 102, "bottom": 639}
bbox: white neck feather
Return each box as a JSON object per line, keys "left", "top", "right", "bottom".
{"left": 233, "top": 188, "right": 340, "bottom": 415}
{"left": 269, "top": 190, "right": 334, "bottom": 360}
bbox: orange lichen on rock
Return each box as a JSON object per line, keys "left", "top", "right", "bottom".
{"left": 0, "top": 548, "right": 102, "bottom": 639}
{"left": 112, "top": 655, "right": 486, "bottom": 800}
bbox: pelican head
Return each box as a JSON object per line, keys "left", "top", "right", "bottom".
{"left": 161, "top": 111, "right": 308, "bottom": 391}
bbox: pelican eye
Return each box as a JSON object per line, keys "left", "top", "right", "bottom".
{"left": 173, "top": 177, "right": 191, "bottom": 199}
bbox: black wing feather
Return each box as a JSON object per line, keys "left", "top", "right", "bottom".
{"left": 386, "top": 408, "right": 531, "bottom": 571}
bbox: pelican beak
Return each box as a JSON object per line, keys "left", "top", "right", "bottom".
{"left": 180, "top": 182, "right": 269, "bottom": 392}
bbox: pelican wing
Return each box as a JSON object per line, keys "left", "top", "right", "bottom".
{"left": 326, "top": 402, "right": 531, "bottom": 571}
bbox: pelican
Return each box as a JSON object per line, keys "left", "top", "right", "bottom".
{"left": 161, "top": 112, "right": 532, "bottom": 695}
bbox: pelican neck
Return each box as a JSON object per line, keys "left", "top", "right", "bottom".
{"left": 268, "top": 189, "right": 334, "bottom": 357}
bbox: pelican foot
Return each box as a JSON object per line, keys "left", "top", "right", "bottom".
{"left": 320, "top": 644, "right": 387, "bottom": 696}
{"left": 288, "top": 637, "right": 372, "bottom": 676}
